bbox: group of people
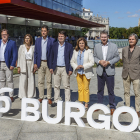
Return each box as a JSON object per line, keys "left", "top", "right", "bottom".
{"left": 0, "top": 25, "right": 140, "bottom": 117}
{"left": 88, "top": 35, "right": 100, "bottom": 40}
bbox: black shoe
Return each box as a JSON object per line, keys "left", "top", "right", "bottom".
{"left": 51, "top": 103, "right": 57, "bottom": 107}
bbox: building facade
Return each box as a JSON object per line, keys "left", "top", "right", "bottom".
{"left": 0, "top": 0, "right": 104, "bottom": 46}
{"left": 82, "top": 8, "right": 109, "bottom": 38}
{"left": 0, "top": 0, "right": 83, "bottom": 39}
{"left": 138, "top": 18, "right": 140, "bottom": 27}
{"left": 23, "top": 0, "right": 82, "bottom": 17}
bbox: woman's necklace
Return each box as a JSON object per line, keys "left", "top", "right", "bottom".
{"left": 26, "top": 44, "right": 30, "bottom": 52}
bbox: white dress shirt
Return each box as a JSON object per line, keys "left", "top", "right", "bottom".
{"left": 0, "top": 40, "right": 7, "bottom": 61}
{"left": 25, "top": 46, "right": 33, "bottom": 60}
{"left": 98, "top": 43, "right": 109, "bottom": 64}
{"left": 102, "top": 43, "right": 108, "bottom": 61}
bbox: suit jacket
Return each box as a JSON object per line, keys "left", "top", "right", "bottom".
{"left": 70, "top": 49, "right": 94, "bottom": 79}
{"left": 50, "top": 41, "right": 73, "bottom": 74}
{"left": 0, "top": 39, "right": 17, "bottom": 68}
{"left": 94, "top": 42, "right": 120, "bottom": 76}
{"left": 17, "top": 45, "right": 35, "bottom": 73}
{"left": 122, "top": 45, "right": 140, "bottom": 80}
{"left": 34, "top": 37, "right": 55, "bottom": 69}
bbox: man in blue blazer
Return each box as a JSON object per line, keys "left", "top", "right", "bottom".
{"left": 50, "top": 30, "right": 73, "bottom": 107}
{"left": 34, "top": 25, "right": 55, "bottom": 104}
{"left": 0, "top": 29, "right": 17, "bottom": 102}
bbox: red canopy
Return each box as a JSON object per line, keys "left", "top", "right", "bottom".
{"left": 0, "top": 0, "right": 105, "bottom": 28}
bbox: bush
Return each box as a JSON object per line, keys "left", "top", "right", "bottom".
{"left": 115, "top": 59, "right": 123, "bottom": 67}
{"left": 13, "top": 68, "right": 18, "bottom": 75}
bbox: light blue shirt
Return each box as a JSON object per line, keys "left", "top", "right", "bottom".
{"left": 77, "top": 49, "right": 85, "bottom": 75}
{"left": 41, "top": 37, "right": 48, "bottom": 60}
{"left": 57, "top": 42, "right": 65, "bottom": 66}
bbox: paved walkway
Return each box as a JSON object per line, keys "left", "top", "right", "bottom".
{"left": 0, "top": 68, "right": 140, "bottom": 140}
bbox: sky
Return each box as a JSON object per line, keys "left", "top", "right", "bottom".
{"left": 83, "top": 0, "right": 140, "bottom": 28}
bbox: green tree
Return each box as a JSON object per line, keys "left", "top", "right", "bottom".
{"left": 110, "top": 26, "right": 140, "bottom": 39}
{"left": 81, "top": 28, "right": 90, "bottom": 37}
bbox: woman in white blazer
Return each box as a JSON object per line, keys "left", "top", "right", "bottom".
{"left": 71, "top": 37, "right": 94, "bottom": 110}
{"left": 17, "top": 34, "right": 36, "bottom": 98}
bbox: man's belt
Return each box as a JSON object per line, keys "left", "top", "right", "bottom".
{"left": 57, "top": 66, "right": 65, "bottom": 67}
{"left": 41, "top": 60, "right": 47, "bottom": 62}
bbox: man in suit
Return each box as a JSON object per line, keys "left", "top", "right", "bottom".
{"left": 0, "top": 29, "right": 18, "bottom": 102}
{"left": 94, "top": 30, "right": 120, "bottom": 115}
{"left": 122, "top": 33, "right": 140, "bottom": 117}
{"left": 50, "top": 30, "right": 73, "bottom": 107}
{"left": 34, "top": 25, "right": 55, "bottom": 104}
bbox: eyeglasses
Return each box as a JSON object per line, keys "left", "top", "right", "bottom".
{"left": 1, "top": 34, "right": 8, "bottom": 36}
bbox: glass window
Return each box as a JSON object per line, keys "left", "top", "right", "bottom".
{"left": 71, "top": 1, "right": 76, "bottom": 9}
{"left": 53, "top": 1, "right": 62, "bottom": 12}
{"left": 14, "top": 25, "right": 26, "bottom": 37}
{"left": 26, "top": 26, "right": 40, "bottom": 38}
{"left": 77, "top": 0, "right": 81, "bottom": 4}
{"left": 64, "top": 0, "right": 70, "bottom": 6}
{"left": 34, "top": 0, "right": 41, "bottom": 6}
{"left": 70, "top": 8, "right": 76, "bottom": 15}
{"left": 30, "top": 0, "right": 35, "bottom": 3}
{"left": 54, "top": 0, "right": 64, "bottom": 4}
{"left": 46, "top": 0, "right": 52, "bottom": 9}
{"left": 62, "top": 6, "right": 69, "bottom": 14}
{"left": 7, "top": 24, "right": 26, "bottom": 38}
{"left": 78, "top": 11, "right": 81, "bottom": 17}
{"left": 7, "top": 24, "right": 14, "bottom": 37}
{"left": 23, "top": 0, "right": 35, "bottom": 4}
{"left": 42, "top": 0, "right": 47, "bottom": 7}
{"left": 42, "top": 0, "right": 53, "bottom": 9}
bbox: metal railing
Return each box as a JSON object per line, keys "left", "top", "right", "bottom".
{"left": 87, "top": 39, "right": 140, "bottom": 49}
{"left": 7, "top": 38, "right": 140, "bottom": 50}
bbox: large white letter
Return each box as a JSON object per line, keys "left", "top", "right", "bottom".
{"left": 0, "top": 87, "right": 13, "bottom": 94}
{"left": 87, "top": 104, "right": 110, "bottom": 130}
{"left": 0, "top": 96, "right": 11, "bottom": 117}
{"left": 42, "top": 100, "right": 63, "bottom": 124}
{"left": 113, "top": 106, "right": 139, "bottom": 132}
{"left": 65, "top": 101, "right": 85, "bottom": 127}
{"left": 21, "top": 98, "right": 41, "bottom": 121}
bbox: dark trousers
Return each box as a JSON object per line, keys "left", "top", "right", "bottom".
{"left": 97, "top": 71, "right": 116, "bottom": 109}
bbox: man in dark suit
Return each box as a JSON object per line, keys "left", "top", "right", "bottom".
{"left": 0, "top": 29, "right": 18, "bottom": 102}
{"left": 122, "top": 33, "right": 140, "bottom": 117}
{"left": 34, "top": 25, "right": 55, "bottom": 104}
{"left": 50, "top": 30, "right": 73, "bottom": 107}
